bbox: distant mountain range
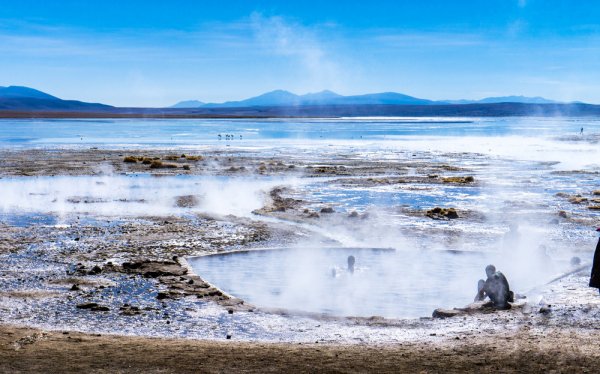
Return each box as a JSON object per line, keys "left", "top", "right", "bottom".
{"left": 0, "top": 86, "right": 112, "bottom": 111}
{"left": 444, "top": 95, "right": 559, "bottom": 105}
{"left": 170, "top": 100, "right": 205, "bottom": 108}
{"left": 2, "top": 85, "right": 599, "bottom": 118}
{"left": 172, "top": 90, "right": 561, "bottom": 108}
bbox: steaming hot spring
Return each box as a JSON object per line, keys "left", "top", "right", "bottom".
{"left": 188, "top": 246, "right": 567, "bottom": 318}
{"left": 0, "top": 168, "right": 583, "bottom": 319}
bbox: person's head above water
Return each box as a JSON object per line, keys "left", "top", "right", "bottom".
{"left": 347, "top": 255, "right": 355, "bottom": 272}
{"left": 485, "top": 264, "right": 496, "bottom": 278}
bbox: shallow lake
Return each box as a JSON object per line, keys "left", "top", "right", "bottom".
{"left": 1, "top": 117, "right": 599, "bottom": 147}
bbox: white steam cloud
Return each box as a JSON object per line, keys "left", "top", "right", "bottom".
{"left": 250, "top": 13, "right": 344, "bottom": 93}
{"left": 0, "top": 174, "right": 290, "bottom": 220}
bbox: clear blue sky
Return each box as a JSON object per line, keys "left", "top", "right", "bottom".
{"left": 1, "top": 0, "right": 599, "bottom": 106}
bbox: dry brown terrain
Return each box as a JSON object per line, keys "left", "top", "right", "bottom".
{"left": 1, "top": 325, "right": 599, "bottom": 373}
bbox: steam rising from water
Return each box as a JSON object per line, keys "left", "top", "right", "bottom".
{"left": 0, "top": 174, "right": 288, "bottom": 219}
{"left": 189, "top": 240, "right": 570, "bottom": 318}
{"left": 2, "top": 117, "right": 598, "bottom": 317}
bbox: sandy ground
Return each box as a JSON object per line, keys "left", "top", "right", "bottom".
{"left": 1, "top": 148, "right": 599, "bottom": 372}
{"left": 2, "top": 324, "right": 600, "bottom": 373}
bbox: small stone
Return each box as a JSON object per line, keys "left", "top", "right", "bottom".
{"left": 432, "top": 308, "right": 462, "bottom": 318}
{"left": 76, "top": 302, "right": 98, "bottom": 309}
{"left": 156, "top": 292, "right": 169, "bottom": 300}
{"left": 88, "top": 265, "right": 102, "bottom": 275}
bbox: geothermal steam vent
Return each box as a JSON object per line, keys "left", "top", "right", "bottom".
{"left": 188, "top": 247, "right": 494, "bottom": 318}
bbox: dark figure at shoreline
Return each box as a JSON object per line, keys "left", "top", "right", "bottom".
{"left": 581, "top": 127, "right": 584, "bottom": 135}
{"left": 475, "top": 264, "right": 514, "bottom": 309}
{"left": 589, "top": 228, "right": 600, "bottom": 294}
{"left": 347, "top": 255, "right": 355, "bottom": 274}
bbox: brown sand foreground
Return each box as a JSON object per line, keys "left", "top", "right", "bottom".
{"left": 1, "top": 325, "right": 598, "bottom": 373}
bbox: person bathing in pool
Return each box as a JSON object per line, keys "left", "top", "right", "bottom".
{"left": 330, "top": 255, "right": 356, "bottom": 278}
{"left": 347, "top": 255, "right": 355, "bottom": 274}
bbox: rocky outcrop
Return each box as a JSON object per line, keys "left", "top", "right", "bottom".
{"left": 442, "top": 176, "right": 475, "bottom": 184}
{"left": 76, "top": 302, "right": 109, "bottom": 312}
{"left": 432, "top": 308, "right": 462, "bottom": 318}
{"left": 120, "top": 260, "right": 188, "bottom": 278}
{"left": 426, "top": 207, "right": 459, "bottom": 220}
{"left": 555, "top": 191, "right": 600, "bottom": 207}
{"left": 255, "top": 187, "right": 303, "bottom": 214}
{"left": 119, "top": 304, "right": 142, "bottom": 316}
{"left": 174, "top": 195, "right": 199, "bottom": 208}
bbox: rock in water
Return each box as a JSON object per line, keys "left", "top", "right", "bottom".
{"left": 432, "top": 308, "right": 462, "bottom": 318}
{"left": 174, "top": 195, "right": 199, "bottom": 208}
{"left": 76, "top": 302, "right": 98, "bottom": 309}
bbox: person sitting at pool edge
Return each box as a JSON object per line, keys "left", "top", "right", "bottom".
{"left": 475, "top": 264, "right": 514, "bottom": 309}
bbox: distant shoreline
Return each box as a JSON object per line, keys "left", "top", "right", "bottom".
{"left": 2, "top": 102, "right": 600, "bottom": 119}
{"left": 0, "top": 111, "right": 302, "bottom": 119}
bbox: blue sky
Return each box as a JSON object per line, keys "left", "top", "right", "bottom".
{"left": 1, "top": 0, "right": 599, "bottom": 106}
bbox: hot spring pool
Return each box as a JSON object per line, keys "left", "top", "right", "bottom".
{"left": 188, "top": 247, "right": 519, "bottom": 318}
